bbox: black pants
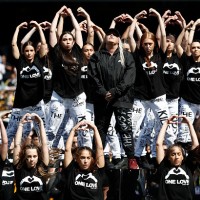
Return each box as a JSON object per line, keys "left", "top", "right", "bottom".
{"left": 94, "top": 102, "right": 134, "bottom": 158}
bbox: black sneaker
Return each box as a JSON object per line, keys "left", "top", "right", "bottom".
{"left": 113, "top": 157, "right": 128, "bottom": 169}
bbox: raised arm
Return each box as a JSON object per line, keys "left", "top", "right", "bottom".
{"left": 20, "top": 26, "right": 37, "bottom": 53}
{"left": 179, "top": 115, "right": 199, "bottom": 150}
{"left": 157, "top": 115, "right": 199, "bottom": 165}
{"left": 49, "top": 5, "right": 68, "bottom": 47}
{"left": 135, "top": 11, "right": 148, "bottom": 44}
{"left": 77, "top": 7, "right": 94, "bottom": 45}
{"left": 21, "top": 21, "right": 51, "bottom": 54}
{"left": 87, "top": 121, "right": 104, "bottom": 168}
{"left": 174, "top": 11, "right": 186, "bottom": 57}
{"left": 126, "top": 15, "right": 137, "bottom": 52}
{"left": 184, "top": 20, "right": 194, "bottom": 55}
{"left": 13, "top": 113, "right": 31, "bottom": 165}
{"left": 67, "top": 8, "right": 83, "bottom": 48}
{"left": 56, "top": 16, "right": 64, "bottom": 40}
{"left": 127, "top": 10, "right": 147, "bottom": 52}
{"left": 92, "top": 23, "right": 105, "bottom": 44}
{"left": 29, "top": 20, "right": 47, "bottom": 58}
{"left": 0, "top": 117, "right": 8, "bottom": 161}
{"left": 188, "top": 18, "right": 200, "bottom": 49}
{"left": 149, "top": 8, "right": 167, "bottom": 52}
{"left": 156, "top": 10, "right": 171, "bottom": 48}
{"left": 135, "top": 23, "right": 143, "bottom": 41}
{"left": 109, "top": 14, "right": 124, "bottom": 29}
{"left": 11, "top": 22, "right": 28, "bottom": 59}
{"left": 64, "top": 121, "right": 82, "bottom": 168}
{"left": 64, "top": 120, "right": 104, "bottom": 168}
{"left": 31, "top": 113, "right": 49, "bottom": 166}
{"left": 156, "top": 115, "right": 178, "bottom": 164}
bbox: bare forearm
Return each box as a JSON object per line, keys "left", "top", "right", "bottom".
{"left": 0, "top": 120, "right": 8, "bottom": 144}
{"left": 156, "top": 120, "right": 168, "bottom": 146}
{"left": 39, "top": 122, "right": 47, "bottom": 145}
{"left": 12, "top": 27, "right": 20, "bottom": 46}
{"left": 65, "top": 128, "right": 76, "bottom": 151}
{"left": 188, "top": 121, "right": 199, "bottom": 149}
{"left": 21, "top": 27, "right": 36, "bottom": 46}
{"left": 14, "top": 123, "right": 23, "bottom": 146}
{"left": 57, "top": 15, "right": 64, "bottom": 39}
{"left": 0, "top": 119, "right": 8, "bottom": 160}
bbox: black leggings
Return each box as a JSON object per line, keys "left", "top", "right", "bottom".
{"left": 94, "top": 102, "right": 135, "bottom": 158}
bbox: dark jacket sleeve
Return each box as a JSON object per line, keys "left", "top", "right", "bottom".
{"left": 109, "top": 51, "right": 136, "bottom": 98}
{"left": 88, "top": 52, "right": 107, "bottom": 97}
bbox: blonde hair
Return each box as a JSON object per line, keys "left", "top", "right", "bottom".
{"left": 99, "top": 36, "right": 125, "bottom": 67}
{"left": 119, "top": 39, "right": 125, "bottom": 67}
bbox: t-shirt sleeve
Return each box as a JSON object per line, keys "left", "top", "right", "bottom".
{"left": 62, "top": 159, "right": 75, "bottom": 177}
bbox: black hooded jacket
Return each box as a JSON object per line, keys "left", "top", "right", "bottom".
{"left": 88, "top": 48, "right": 136, "bottom": 109}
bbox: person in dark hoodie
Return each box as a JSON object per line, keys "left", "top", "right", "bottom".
{"left": 88, "top": 28, "right": 137, "bottom": 169}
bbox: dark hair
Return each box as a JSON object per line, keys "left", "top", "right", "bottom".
{"left": 56, "top": 31, "right": 79, "bottom": 67}
{"left": 82, "top": 42, "right": 95, "bottom": 65}
{"left": 31, "top": 129, "right": 38, "bottom": 139}
{"left": 59, "top": 31, "right": 75, "bottom": 43}
{"left": 82, "top": 42, "right": 94, "bottom": 49}
{"left": 166, "top": 144, "right": 186, "bottom": 162}
{"left": 17, "top": 144, "right": 47, "bottom": 177}
{"left": 75, "top": 146, "right": 96, "bottom": 171}
{"left": 74, "top": 132, "right": 78, "bottom": 137}
{"left": 21, "top": 41, "right": 36, "bottom": 53}
{"left": 192, "top": 39, "right": 200, "bottom": 43}
{"left": 105, "top": 28, "right": 120, "bottom": 37}
{"left": 190, "top": 145, "right": 200, "bottom": 164}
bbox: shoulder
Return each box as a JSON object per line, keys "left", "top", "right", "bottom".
{"left": 73, "top": 43, "right": 82, "bottom": 53}
{"left": 157, "top": 157, "right": 170, "bottom": 171}
{"left": 90, "top": 51, "right": 102, "bottom": 62}
{"left": 124, "top": 50, "right": 134, "bottom": 60}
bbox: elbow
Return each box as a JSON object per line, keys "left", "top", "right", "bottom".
{"left": 11, "top": 43, "right": 17, "bottom": 47}
{"left": 192, "top": 142, "right": 199, "bottom": 150}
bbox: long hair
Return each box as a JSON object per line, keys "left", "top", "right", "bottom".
{"left": 21, "top": 41, "right": 36, "bottom": 53}
{"left": 56, "top": 31, "right": 79, "bottom": 66}
{"left": 118, "top": 39, "right": 125, "bottom": 67}
{"left": 17, "top": 144, "right": 48, "bottom": 177}
{"left": 74, "top": 146, "right": 97, "bottom": 172}
{"left": 139, "top": 31, "right": 158, "bottom": 67}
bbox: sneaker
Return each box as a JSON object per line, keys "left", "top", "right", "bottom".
{"left": 113, "top": 157, "right": 128, "bottom": 169}
{"left": 128, "top": 158, "right": 139, "bottom": 170}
